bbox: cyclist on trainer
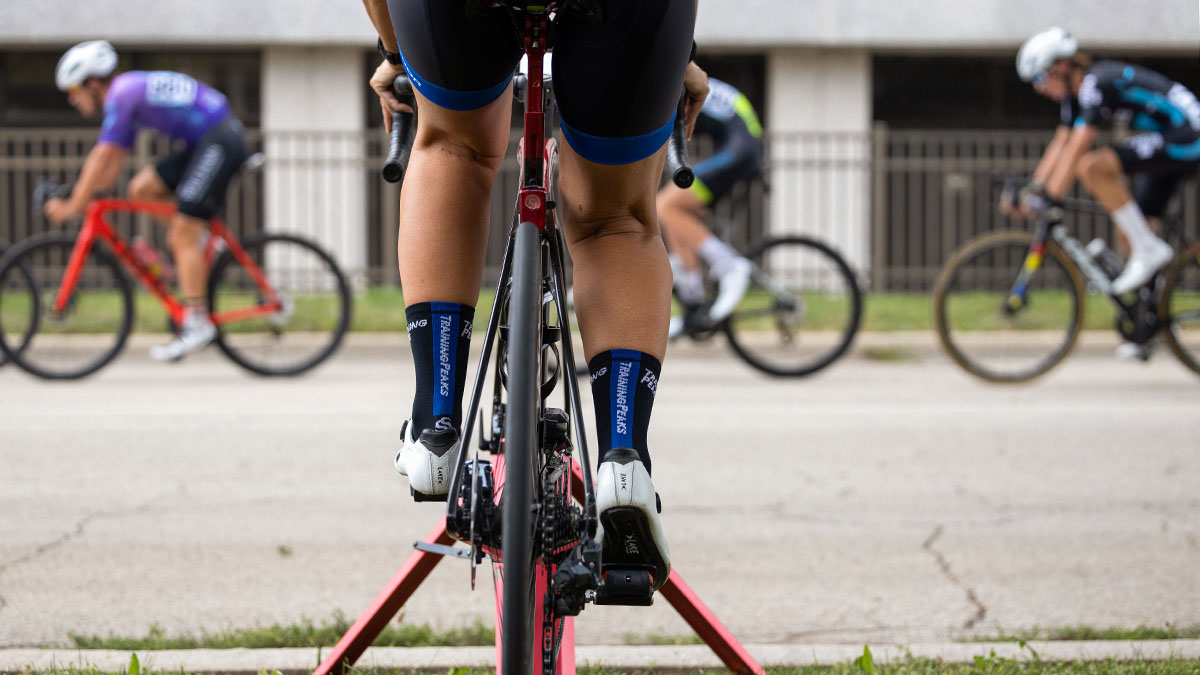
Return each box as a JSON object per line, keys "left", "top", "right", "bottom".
{"left": 46, "top": 40, "right": 248, "bottom": 361}
{"left": 658, "top": 76, "right": 763, "bottom": 335}
{"left": 362, "top": 0, "right": 705, "bottom": 591}
{"left": 1010, "top": 28, "right": 1200, "bottom": 301}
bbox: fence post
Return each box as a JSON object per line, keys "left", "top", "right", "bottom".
{"left": 870, "top": 122, "right": 888, "bottom": 292}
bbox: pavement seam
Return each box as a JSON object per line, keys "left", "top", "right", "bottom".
{"left": 921, "top": 525, "right": 987, "bottom": 630}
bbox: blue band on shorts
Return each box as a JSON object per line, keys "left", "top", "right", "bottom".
{"left": 559, "top": 113, "right": 676, "bottom": 166}
{"left": 400, "top": 52, "right": 512, "bottom": 112}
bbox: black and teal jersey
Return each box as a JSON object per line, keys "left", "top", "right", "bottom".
{"left": 1061, "top": 60, "right": 1200, "bottom": 160}
{"left": 688, "top": 78, "right": 764, "bottom": 206}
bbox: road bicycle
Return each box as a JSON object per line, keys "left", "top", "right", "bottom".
{"left": 0, "top": 156, "right": 352, "bottom": 379}
{"left": 668, "top": 210, "right": 862, "bottom": 377}
{"left": 932, "top": 175, "right": 1200, "bottom": 382}
{"left": 0, "top": 239, "right": 37, "bottom": 369}
{"left": 379, "top": 8, "right": 694, "bottom": 673}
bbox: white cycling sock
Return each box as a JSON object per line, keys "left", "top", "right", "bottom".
{"left": 1111, "top": 201, "right": 1161, "bottom": 253}
{"left": 697, "top": 236, "right": 742, "bottom": 277}
{"left": 676, "top": 268, "right": 705, "bottom": 304}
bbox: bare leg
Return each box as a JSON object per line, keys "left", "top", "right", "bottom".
{"left": 129, "top": 166, "right": 208, "bottom": 303}
{"left": 167, "top": 215, "right": 209, "bottom": 302}
{"left": 656, "top": 186, "right": 710, "bottom": 271}
{"left": 1077, "top": 147, "right": 1134, "bottom": 213}
{"left": 395, "top": 87, "right": 512, "bottom": 305}
{"left": 560, "top": 142, "right": 672, "bottom": 362}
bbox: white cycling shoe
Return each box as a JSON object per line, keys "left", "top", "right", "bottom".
{"left": 595, "top": 448, "right": 671, "bottom": 590}
{"left": 707, "top": 258, "right": 752, "bottom": 323}
{"left": 149, "top": 314, "right": 216, "bottom": 362}
{"left": 1111, "top": 241, "right": 1174, "bottom": 295}
{"left": 395, "top": 419, "right": 459, "bottom": 499}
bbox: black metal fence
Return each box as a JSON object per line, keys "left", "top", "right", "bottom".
{"left": 3, "top": 126, "right": 1196, "bottom": 291}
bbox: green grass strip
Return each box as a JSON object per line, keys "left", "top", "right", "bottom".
{"left": 972, "top": 624, "right": 1200, "bottom": 642}
{"left": 66, "top": 613, "right": 492, "bottom": 650}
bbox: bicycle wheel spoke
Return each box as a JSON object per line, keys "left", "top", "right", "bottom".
{"left": 209, "top": 234, "right": 350, "bottom": 376}
{"left": 0, "top": 234, "right": 131, "bottom": 379}
{"left": 1162, "top": 251, "right": 1200, "bottom": 376}
{"left": 935, "top": 231, "right": 1084, "bottom": 382}
{"left": 724, "top": 237, "right": 861, "bottom": 376}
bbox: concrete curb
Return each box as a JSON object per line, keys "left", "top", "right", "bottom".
{"left": 4, "top": 641, "right": 1200, "bottom": 672}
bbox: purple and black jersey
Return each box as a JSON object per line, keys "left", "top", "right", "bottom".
{"left": 98, "top": 71, "right": 232, "bottom": 149}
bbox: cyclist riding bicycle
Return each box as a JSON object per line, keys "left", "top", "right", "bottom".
{"left": 1010, "top": 28, "right": 1200, "bottom": 303}
{"left": 362, "top": 0, "right": 705, "bottom": 592}
{"left": 46, "top": 40, "right": 249, "bottom": 361}
{"left": 657, "top": 76, "right": 763, "bottom": 335}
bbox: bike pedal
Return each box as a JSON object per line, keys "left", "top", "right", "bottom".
{"left": 410, "top": 487, "right": 447, "bottom": 503}
{"left": 594, "top": 567, "right": 654, "bottom": 607}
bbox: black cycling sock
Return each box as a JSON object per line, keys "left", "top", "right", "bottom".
{"left": 587, "top": 349, "right": 660, "bottom": 475}
{"left": 405, "top": 302, "right": 474, "bottom": 437}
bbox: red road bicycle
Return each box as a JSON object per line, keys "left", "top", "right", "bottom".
{"left": 0, "top": 166, "right": 351, "bottom": 379}
{"left": 376, "top": 6, "right": 698, "bottom": 674}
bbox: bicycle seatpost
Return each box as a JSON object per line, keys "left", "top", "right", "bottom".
{"left": 382, "top": 76, "right": 417, "bottom": 184}
{"left": 665, "top": 94, "right": 693, "bottom": 189}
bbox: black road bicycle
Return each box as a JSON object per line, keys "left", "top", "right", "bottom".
{"left": 668, "top": 210, "right": 862, "bottom": 377}
{"left": 933, "top": 175, "right": 1200, "bottom": 382}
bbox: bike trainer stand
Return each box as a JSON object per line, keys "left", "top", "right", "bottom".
{"left": 313, "top": 464, "right": 765, "bottom": 675}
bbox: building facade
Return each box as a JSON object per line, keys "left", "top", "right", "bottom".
{"left": 2, "top": 1, "right": 1197, "bottom": 287}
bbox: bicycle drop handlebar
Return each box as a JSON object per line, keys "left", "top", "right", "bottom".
{"left": 381, "top": 76, "right": 418, "bottom": 184}
{"left": 379, "top": 75, "right": 694, "bottom": 189}
{"left": 664, "top": 95, "right": 693, "bottom": 189}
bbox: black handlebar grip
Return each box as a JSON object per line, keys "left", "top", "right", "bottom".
{"left": 666, "top": 96, "right": 693, "bottom": 189}
{"left": 381, "top": 76, "right": 417, "bottom": 184}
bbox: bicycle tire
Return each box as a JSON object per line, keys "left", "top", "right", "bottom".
{"left": 0, "top": 241, "right": 39, "bottom": 368}
{"left": 0, "top": 231, "right": 133, "bottom": 380}
{"left": 933, "top": 229, "right": 1086, "bottom": 383}
{"left": 207, "top": 233, "right": 351, "bottom": 376}
{"left": 722, "top": 235, "right": 863, "bottom": 377}
{"left": 500, "top": 220, "right": 543, "bottom": 674}
{"left": 1157, "top": 240, "right": 1200, "bottom": 378}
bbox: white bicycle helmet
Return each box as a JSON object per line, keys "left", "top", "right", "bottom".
{"left": 56, "top": 40, "right": 118, "bottom": 91}
{"left": 1016, "top": 27, "right": 1078, "bottom": 82}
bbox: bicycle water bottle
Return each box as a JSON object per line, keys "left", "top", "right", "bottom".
{"left": 132, "top": 236, "right": 175, "bottom": 284}
{"left": 1085, "top": 238, "right": 1123, "bottom": 280}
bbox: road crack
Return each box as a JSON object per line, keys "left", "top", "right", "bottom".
{"left": 922, "top": 525, "right": 987, "bottom": 629}
{"left": 0, "top": 488, "right": 179, "bottom": 626}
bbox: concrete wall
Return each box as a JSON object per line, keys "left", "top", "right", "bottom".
{"left": 261, "top": 47, "right": 367, "bottom": 284}
{"left": 2, "top": 0, "right": 1195, "bottom": 52}
{"left": 766, "top": 49, "right": 873, "bottom": 278}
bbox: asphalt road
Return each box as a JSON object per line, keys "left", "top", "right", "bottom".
{"left": 1, "top": 333, "right": 1198, "bottom": 648}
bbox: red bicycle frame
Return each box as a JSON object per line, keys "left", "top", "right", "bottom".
{"left": 56, "top": 198, "right": 282, "bottom": 326}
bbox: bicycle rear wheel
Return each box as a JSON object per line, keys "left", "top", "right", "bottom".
{"left": 207, "top": 233, "right": 351, "bottom": 376}
{"left": 723, "top": 236, "right": 862, "bottom": 376}
{"left": 0, "top": 232, "right": 132, "bottom": 380}
{"left": 499, "top": 220, "right": 543, "bottom": 674}
{"left": 0, "top": 241, "right": 39, "bottom": 368}
{"left": 933, "top": 229, "right": 1086, "bottom": 383}
{"left": 1158, "top": 241, "right": 1200, "bottom": 378}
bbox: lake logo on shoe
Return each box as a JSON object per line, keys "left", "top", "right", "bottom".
{"left": 619, "top": 470, "right": 628, "bottom": 492}
{"left": 623, "top": 532, "right": 640, "bottom": 555}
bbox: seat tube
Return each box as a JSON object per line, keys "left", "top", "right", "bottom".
{"left": 518, "top": 13, "right": 548, "bottom": 231}
{"left": 54, "top": 213, "right": 101, "bottom": 313}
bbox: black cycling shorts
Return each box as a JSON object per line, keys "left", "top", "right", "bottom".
{"left": 689, "top": 130, "right": 763, "bottom": 206}
{"left": 155, "top": 117, "right": 249, "bottom": 219}
{"left": 387, "top": 0, "right": 695, "bottom": 165}
{"left": 1113, "top": 132, "right": 1200, "bottom": 217}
